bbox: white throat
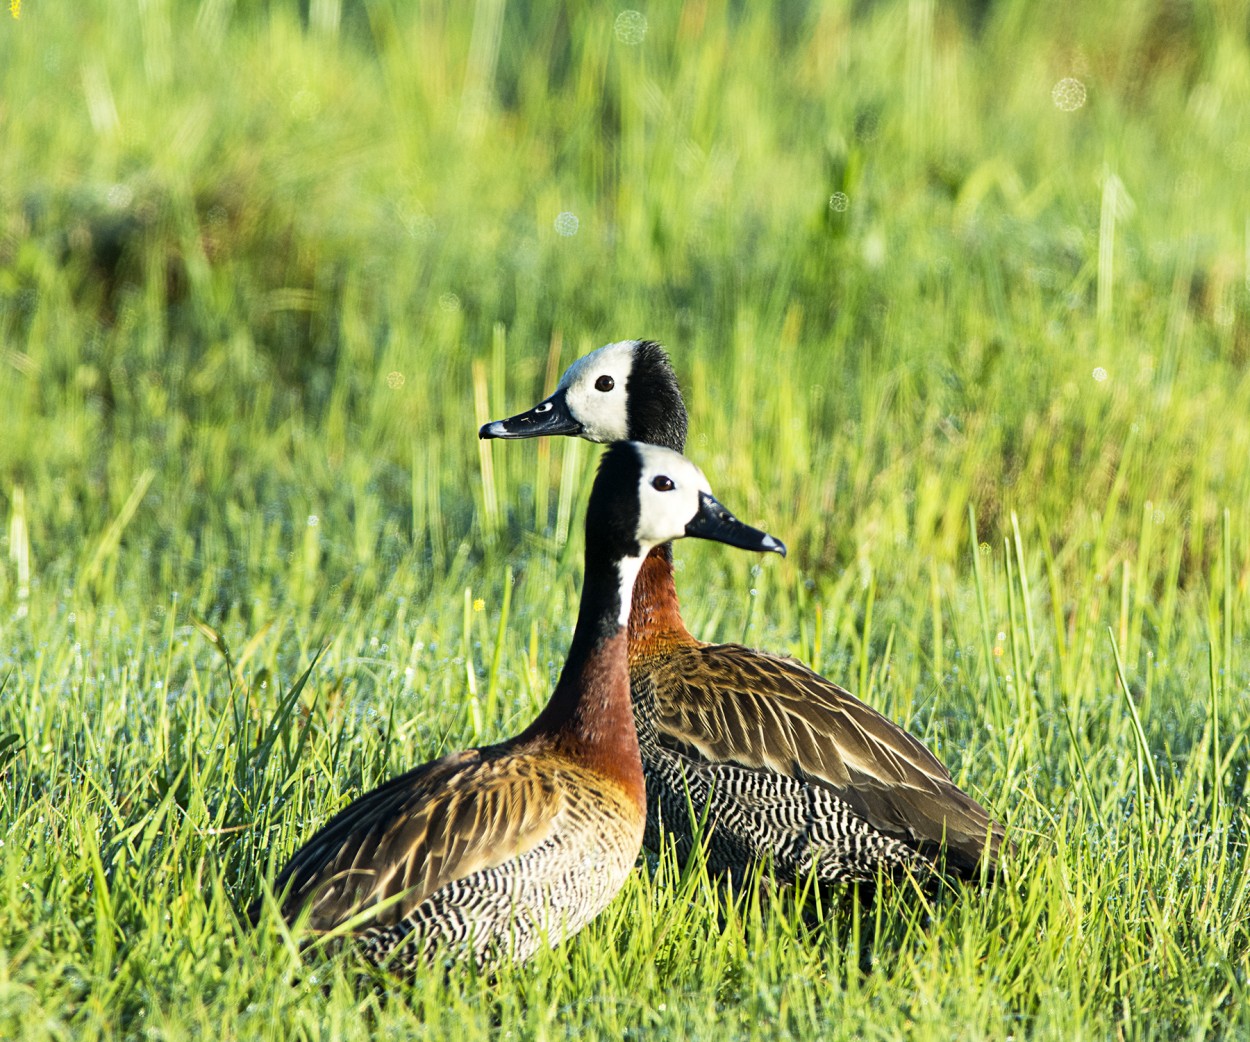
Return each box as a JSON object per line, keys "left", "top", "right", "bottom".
{"left": 614, "top": 554, "right": 646, "bottom": 628}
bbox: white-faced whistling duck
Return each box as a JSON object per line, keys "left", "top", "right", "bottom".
{"left": 480, "top": 340, "right": 1008, "bottom": 884}
{"left": 251, "top": 440, "right": 785, "bottom": 969}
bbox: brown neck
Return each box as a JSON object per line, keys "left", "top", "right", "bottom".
{"left": 628, "top": 543, "right": 697, "bottom": 661}
{"left": 540, "top": 624, "right": 640, "bottom": 804}
{"left": 520, "top": 627, "right": 644, "bottom": 808}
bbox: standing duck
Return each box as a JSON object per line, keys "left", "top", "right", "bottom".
{"left": 481, "top": 340, "right": 1007, "bottom": 883}
{"left": 251, "top": 441, "right": 784, "bottom": 969}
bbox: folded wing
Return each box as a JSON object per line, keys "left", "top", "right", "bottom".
{"left": 650, "top": 643, "right": 1003, "bottom": 869}
{"left": 268, "top": 748, "right": 566, "bottom": 930}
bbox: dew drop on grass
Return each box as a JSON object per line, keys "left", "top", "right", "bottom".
{"left": 554, "top": 212, "right": 580, "bottom": 237}
{"left": 1052, "top": 77, "right": 1087, "bottom": 111}
{"left": 614, "top": 10, "right": 647, "bottom": 45}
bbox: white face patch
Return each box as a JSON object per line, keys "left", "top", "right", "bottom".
{"left": 612, "top": 444, "right": 713, "bottom": 627}
{"left": 556, "top": 341, "right": 638, "bottom": 443}
{"left": 631, "top": 444, "right": 712, "bottom": 549}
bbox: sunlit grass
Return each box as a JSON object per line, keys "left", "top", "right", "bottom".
{"left": 2, "top": 0, "right": 1249, "bottom": 1038}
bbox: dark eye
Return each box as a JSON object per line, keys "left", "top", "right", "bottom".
{"left": 595, "top": 375, "right": 615, "bottom": 392}
{"left": 651, "top": 475, "right": 674, "bottom": 492}
{"left": 535, "top": 401, "right": 553, "bottom": 413}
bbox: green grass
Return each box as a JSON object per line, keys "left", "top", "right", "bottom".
{"left": 2, "top": 0, "right": 1250, "bottom": 1037}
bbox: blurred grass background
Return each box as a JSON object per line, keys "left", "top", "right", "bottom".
{"left": 1, "top": 0, "right": 1250, "bottom": 1038}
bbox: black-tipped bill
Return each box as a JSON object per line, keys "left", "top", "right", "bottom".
{"left": 479, "top": 389, "right": 582, "bottom": 440}
{"left": 685, "top": 491, "right": 786, "bottom": 556}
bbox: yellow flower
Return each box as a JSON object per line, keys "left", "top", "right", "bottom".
{"left": 473, "top": 598, "right": 485, "bottom": 613}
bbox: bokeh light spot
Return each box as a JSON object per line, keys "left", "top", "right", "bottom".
{"left": 614, "top": 10, "right": 647, "bottom": 45}
{"left": 1052, "top": 77, "right": 1087, "bottom": 111}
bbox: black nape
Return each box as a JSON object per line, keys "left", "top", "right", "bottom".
{"left": 626, "top": 341, "right": 688, "bottom": 453}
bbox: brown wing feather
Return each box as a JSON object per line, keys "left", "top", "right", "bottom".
{"left": 270, "top": 746, "right": 565, "bottom": 931}
{"left": 648, "top": 643, "right": 1003, "bottom": 858}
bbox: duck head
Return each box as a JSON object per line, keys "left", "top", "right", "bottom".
{"left": 590, "top": 442, "right": 784, "bottom": 584}
{"left": 480, "top": 340, "right": 688, "bottom": 452}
